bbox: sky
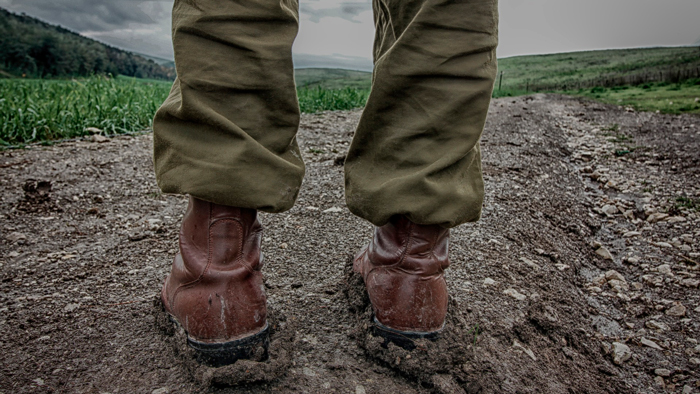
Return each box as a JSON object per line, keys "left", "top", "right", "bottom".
{"left": 1, "top": 0, "right": 699, "bottom": 71}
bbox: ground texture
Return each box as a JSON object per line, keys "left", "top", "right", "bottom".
{"left": 1, "top": 94, "right": 699, "bottom": 393}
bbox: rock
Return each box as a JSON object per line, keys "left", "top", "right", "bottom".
{"left": 555, "top": 264, "right": 570, "bottom": 271}
{"left": 483, "top": 278, "right": 496, "bottom": 286}
{"left": 657, "top": 264, "right": 673, "bottom": 276}
{"left": 503, "top": 288, "right": 527, "bottom": 301}
{"left": 681, "top": 279, "right": 700, "bottom": 288}
{"left": 647, "top": 213, "right": 669, "bottom": 223}
{"left": 612, "top": 342, "right": 632, "bottom": 365}
{"left": 626, "top": 256, "right": 641, "bottom": 264}
{"left": 666, "top": 303, "right": 687, "bottom": 317}
{"left": 513, "top": 339, "right": 537, "bottom": 361}
{"left": 623, "top": 231, "right": 641, "bottom": 238}
{"left": 305, "top": 206, "right": 319, "bottom": 211}
{"left": 680, "top": 234, "right": 693, "bottom": 244}
{"left": 602, "top": 204, "right": 619, "bottom": 215}
{"left": 6, "top": 232, "right": 26, "bottom": 243}
{"left": 653, "top": 242, "right": 673, "bottom": 248}
{"left": 653, "top": 376, "right": 665, "bottom": 388}
{"left": 323, "top": 207, "right": 343, "bottom": 213}
{"left": 623, "top": 210, "right": 635, "bottom": 220}
{"left": 302, "top": 367, "right": 316, "bottom": 377}
{"left": 356, "top": 385, "right": 366, "bottom": 394}
{"left": 8, "top": 251, "right": 19, "bottom": 258}
{"left": 33, "top": 378, "right": 44, "bottom": 386}
{"left": 640, "top": 337, "right": 663, "bottom": 351}
{"left": 605, "top": 270, "right": 626, "bottom": 282}
{"left": 683, "top": 385, "right": 692, "bottom": 394}
{"left": 655, "top": 368, "right": 672, "bottom": 377}
{"left": 85, "top": 127, "right": 103, "bottom": 134}
{"left": 666, "top": 216, "right": 686, "bottom": 223}
{"left": 519, "top": 257, "right": 541, "bottom": 269}
{"left": 152, "top": 388, "right": 169, "bottom": 394}
{"left": 90, "top": 134, "right": 109, "bottom": 143}
{"left": 608, "top": 279, "right": 629, "bottom": 293}
{"left": 64, "top": 303, "right": 80, "bottom": 313}
{"left": 592, "top": 274, "right": 607, "bottom": 286}
{"left": 646, "top": 320, "right": 670, "bottom": 331}
{"left": 595, "top": 247, "right": 613, "bottom": 260}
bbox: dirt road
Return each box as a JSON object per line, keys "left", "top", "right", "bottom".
{"left": 1, "top": 94, "right": 699, "bottom": 393}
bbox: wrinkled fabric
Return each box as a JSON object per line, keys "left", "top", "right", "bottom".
{"left": 154, "top": 0, "right": 498, "bottom": 228}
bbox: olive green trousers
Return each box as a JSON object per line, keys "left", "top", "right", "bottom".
{"left": 154, "top": 0, "right": 498, "bottom": 228}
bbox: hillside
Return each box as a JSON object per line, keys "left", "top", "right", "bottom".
{"left": 294, "top": 68, "right": 372, "bottom": 89}
{"left": 0, "top": 7, "right": 175, "bottom": 80}
{"left": 496, "top": 46, "right": 700, "bottom": 92}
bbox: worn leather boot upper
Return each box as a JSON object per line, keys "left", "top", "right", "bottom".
{"left": 161, "top": 196, "right": 267, "bottom": 343}
{"left": 354, "top": 216, "right": 450, "bottom": 333}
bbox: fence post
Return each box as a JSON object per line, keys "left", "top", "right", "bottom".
{"left": 498, "top": 71, "right": 503, "bottom": 91}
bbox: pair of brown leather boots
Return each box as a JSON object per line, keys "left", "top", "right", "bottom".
{"left": 161, "top": 197, "right": 450, "bottom": 366}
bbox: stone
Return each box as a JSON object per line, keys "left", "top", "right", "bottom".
{"left": 85, "top": 127, "right": 103, "bottom": 134}
{"left": 605, "top": 270, "right": 626, "bottom": 282}
{"left": 627, "top": 256, "right": 641, "bottom": 264}
{"left": 555, "top": 264, "right": 570, "bottom": 271}
{"left": 302, "top": 367, "right": 316, "bottom": 377}
{"left": 640, "top": 337, "right": 663, "bottom": 350}
{"left": 682, "top": 279, "right": 700, "bottom": 288}
{"left": 653, "top": 376, "right": 665, "bottom": 388}
{"left": 682, "top": 385, "right": 692, "bottom": 394}
{"left": 595, "top": 247, "right": 613, "bottom": 260}
{"left": 152, "top": 388, "right": 169, "bottom": 394}
{"left": 519, "top": 257, "right": 541, "bottom": 269}
{"left": 608, "top": 279, "right": 629, "bottom": 293}
{"left": 483, "top": 278, "right": 496, "bottom": 286}
{"left": 611, "top": 342, "right": 632, "bottom": 365}
{"left": 647, "top": 213, "right": 669, "bottom": 223}
{"left": 64, "top": 303, "right": 80, "bottom": 312}
{"left": 655, "top": 368, "right": 672, "bottom": 377}
{"left": 90, "top": 134, "right": 109, "bottom": 143}
{"left": 323, "top": 207, "right": 343, "bottom": 213}
{"left": 6, "top": 232, "right": 26, "bottom": 243}
{"left": 654, "top": 242, "right": 673, "bottom": 248}
{"left": 666, "top": 216, "right": 686, "bottom": 223}
{"left": 646, "top": 320, "right": 670, "bottom": 331}
{"left": 602, "top": 204, "right": 619, "bottom": 215}
{"left": 623, "top": 231, "right": 641, "bottom": 238}
{"left": 513, "top": 339, "right": 537, "bottom": 361}
{"left": 503, "top": 288, "right": 527, "bottom": 301}
{"left": 666, "top": 303, "right": 687, "bottom": 317}
{"left": 657, "top": 264, "right": 673, "bottom": 276}
{"left": 356, "top": 385, "right": 366, "bottom": 394}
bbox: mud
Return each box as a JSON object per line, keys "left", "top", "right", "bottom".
{"left": 1, "top": 94, "right": 699, "bottom": 393}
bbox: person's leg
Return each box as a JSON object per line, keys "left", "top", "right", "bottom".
{"left": 351, "top": 0, "right": 498, "bottom": 344}
{"left": 346, "top": 0, "right": 498, "bottom": 228}
{"left": 154, "top": 0, "right": 303, "bottom": 212}
{"left": 153, "top": 0, "right": 301, "bottom": 366}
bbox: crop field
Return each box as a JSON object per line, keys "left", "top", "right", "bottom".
{"left": 0, "top": 76, "right": 370, "bottom": 146}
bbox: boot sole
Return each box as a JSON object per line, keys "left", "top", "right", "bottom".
{"left": 187, "top": 323, "right": 270, "bottom": 367}
{"left": 372, "top": 317, "right": 442, "bottom": 351}
{"left": 160, "top": 298, "right": 270, "bottom": 367}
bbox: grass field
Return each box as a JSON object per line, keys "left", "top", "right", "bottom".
{"left": 563, "top": 79, "right": 700, "bottom": 115}
{"left": 0, "top": 75, "right": 371, "bottom": 146}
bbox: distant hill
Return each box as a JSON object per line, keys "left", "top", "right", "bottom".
{"left": 294, "top": 68, "right": 371, "bottom": 90}
{"left": 0, "top": 7, "right": 175, "bottom": 80}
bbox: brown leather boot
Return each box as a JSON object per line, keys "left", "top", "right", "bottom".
{"left": 161, "top": 196, "right": 268, "bottom": 366}
{"left": 353, "top": 215, "right": 449, "bottom": 349}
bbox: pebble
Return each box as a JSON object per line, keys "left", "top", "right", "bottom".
{"left": 682, "top": 279, "right": 700, "bottom": 288}
{"left": 645, "top": 321, "right": 670, "bottom": 331}
{"left": 513, "top": 339, "right": 537, "bottom": 361}
{"left": 6, "top": 232, "right": 26, "bottom": 243}
{"left": 519, "top": 257, "right": 541, "bottom": 269}
{"left": 503, "top": 288, "right": 527, "bottom": 301}
{"left": 655, "top": 368, "right": 672, "bottom": 377}
{"left": 640, "top": 337, "right": 663, "bottom": 351}
{"left": 683, "top": 385, "right": 692, "bottom": 394}
{"left": 605, "top": 270, "right": 626, "bottom": 282}
{"left": 612, "top": 342, "right": 632, "bottom": 365}
{"left": 152, "top": 388, "right": 169, "bottom": 394}
{"left": 483, "top": 278, "right": 496, "bottom": 286}
{"left": 657, "top": 264, "right": 673, "bottom": 276}
{"left": 602, "top": 204, "right": 618, "bottom": 215}
{"left": 323, "top": 207, "right": 343, "bottom": 213}
{"left": 302, "top": 367, "right": 316, "bottom": 377}
{"left": 64, "top": 303, "right": 80, "bottom": 313}
{"left": 90, "top": 134, "right": 109, "bottom": 143}
{"left": 595, "top": 247, "right": 613, "bottom": 260}
{"left": 623, "top": 231, "right": 641, "bottom": 238}
{"left": 653, "top": 242, "right": 673, "bottom": 248}
{"left": 555, "top": 264, "right": 570, "bottom": 271}
{"left": 647, "top": 213, "right": 669, "bottom": 223}
{"left": 356, "top": 385, "right": 366, "bottom": 394}
{"left": 666, "top": 303, "right": 687, "bottom": 317}
{"left": 666, "top": 216, "right": 686, "bottom": 223}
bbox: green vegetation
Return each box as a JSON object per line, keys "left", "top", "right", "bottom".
{"left": 674, "top": 196, "right": 700, "bottom": 211}
{"left": 1, "top": 76, "right": 371, "bottom": 146}
{"left": 294, "top": 68, "right": 371, "bottom": 90}
{"left": 562, "top": 79, "right": 700, "bottom": 115}
{"left": 0, "top": 77, "right": 171, "bottom": 146}
{"left": 494, "top": 46, "right": 700, "bottom": 94}
{"left": 0, "top": 7, "right": 174, "bottom": 80}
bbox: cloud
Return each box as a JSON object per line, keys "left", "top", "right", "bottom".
{"left": 294, "top": 53, "right": 373, "bottom": 71}
{"left": 0, "top": 0, "right": 170, "bottom": 33}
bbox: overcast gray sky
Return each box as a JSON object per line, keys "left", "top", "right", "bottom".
{"left": 1, "top": 0, "right": 699, "bottom": 71}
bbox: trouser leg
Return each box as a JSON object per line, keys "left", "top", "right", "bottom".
{"left": 153, "top": 0, "right": 303, "bottom": 212}
{"left": 345, "top": 0, "right": 499, "bottom": 228}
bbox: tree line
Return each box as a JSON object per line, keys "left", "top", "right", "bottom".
{"left": 0, "top": 7, "right": 175, "bottom": 80}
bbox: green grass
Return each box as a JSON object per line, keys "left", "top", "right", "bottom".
{"left": 0, "top": 75, "right": 370, "bottom": 146}
{"left": 294, "top": 68, "right": 371, "bottom": 90}
{"left": 562, "top": 79, "right": 700, "bottom": 115}
{"left": 0, "top": 76, "right": 171, "bottom": 146}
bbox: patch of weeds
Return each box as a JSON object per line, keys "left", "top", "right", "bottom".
{"left": 467, "top": 324, "right": 480, "bottom": 346}
{"left": 614, "top": 149, "right": 630, "bottom": 157}
{"left": 308, "top": 148, "right": 325, "bottom": 154}
{"left": 674, "top": 196, "right": 699, "bottom": 211}
{"left": 146, "top": 190, "right": 162, "bottom": 199}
